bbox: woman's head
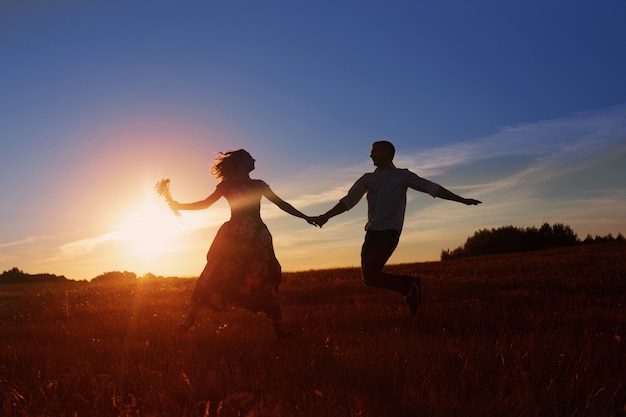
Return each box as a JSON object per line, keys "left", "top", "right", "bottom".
{"left": 211, "top": 149, "right": 255, "bottom": 179}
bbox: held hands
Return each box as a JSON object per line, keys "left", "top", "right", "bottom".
{"left": 314, "top": 215, "right": 329, "bottom": 228}
{"left": 304, "top": 215, "right": 329, "bottom": 228}
{"left": 304, "top": 216, "right": 318, "bottom": 227}
{"left": 311, "top": 215, "right": 329, "bottom": 228}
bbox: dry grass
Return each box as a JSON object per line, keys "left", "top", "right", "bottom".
{"left": 1, "top": 242, "right": 625, "bottom": 416}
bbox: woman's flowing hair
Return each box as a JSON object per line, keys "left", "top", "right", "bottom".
{"left": 211, "top": 149, "right": 252, "bottom": 180}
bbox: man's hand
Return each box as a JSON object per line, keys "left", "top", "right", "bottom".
{"left": 304, "top": 216, "right": 320, "bottom": 227}
{"left": 311, "top": 215, "right": 329, "bottom": 228}
{"left": 463, "top": 198, "right": 482, "bottom": 205}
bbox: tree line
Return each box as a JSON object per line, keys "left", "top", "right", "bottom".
{"left": 0, "top": 267, "right": 70, "bottom": 284}
{"left": 0, "top": 268, "right": 171, "bottom": 285}
{"left": 441, "top": 222, "right": 624, "bottom": 260}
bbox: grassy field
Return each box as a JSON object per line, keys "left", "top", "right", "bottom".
{"left": 1, "top": 242, "right": 625, "bottom": 417}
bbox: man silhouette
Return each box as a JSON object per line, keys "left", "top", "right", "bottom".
{"left": 315, "top": 141, "right": 481, "bottom": 315}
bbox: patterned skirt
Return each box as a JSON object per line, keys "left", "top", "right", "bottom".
{"left": 190, "top": 217, "right": 283, "bottom": 320}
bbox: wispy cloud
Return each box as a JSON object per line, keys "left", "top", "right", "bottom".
{"left": 0, "top": 236, "right": 52, "bottom": 249}
{"left": 59, "top": 232, "right": 121, "bottom": 256}
{"left": 404, "top": 105, "right": 626, "bottom": 176}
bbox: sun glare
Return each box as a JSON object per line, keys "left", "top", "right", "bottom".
{"left": 117, "top": 196, "right": 182, "bottom": 258}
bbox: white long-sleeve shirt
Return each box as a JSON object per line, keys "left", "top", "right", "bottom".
{"left": 340, "top": 163, "right": 440, "bottom": 232}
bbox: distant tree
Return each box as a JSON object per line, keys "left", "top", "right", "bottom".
{"left": 441, "top": 246, "right": 465, "bottom": 261}
{"left": 91, "top": 271, "right": 137, "bottom": 284}
{"left": 541, "top": 223, "right": 579, "bottom": 248}
{"left": 0, "top": 267, "right": 69, "bottom": 284}
{"left": 581, "top": 232, "right": 624, "bottom": 244}
{"left": 593, "top": 233, "right": 614, "bottom": 243}
{"left": 583, "top": 234, "right": 595, "bottom": 244}
{"left": 0, "top": 267, "right": 24, "bottom": 283}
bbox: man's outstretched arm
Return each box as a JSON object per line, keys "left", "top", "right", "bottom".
{"left": 435, "top": 186, "right": 482, "bottom": 205}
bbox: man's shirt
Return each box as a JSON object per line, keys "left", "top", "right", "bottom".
{"left": 340, "top": 163, "right": 440, "bottom": 232}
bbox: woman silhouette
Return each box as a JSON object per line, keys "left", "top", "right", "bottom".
{"left": 164, "top": 149, "right": 316, "bottom": 337}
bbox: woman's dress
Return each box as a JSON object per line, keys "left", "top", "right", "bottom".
{"left": 190, "top": 178, "right": 283, "bottom": 320}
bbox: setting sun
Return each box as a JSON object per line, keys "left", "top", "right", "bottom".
{"left": 117, "top": 196, "right": 182, "bottom": 258}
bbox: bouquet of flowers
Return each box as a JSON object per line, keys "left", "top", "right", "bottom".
{"left": 155, "top": 178, "right": 180, "bottom": 216}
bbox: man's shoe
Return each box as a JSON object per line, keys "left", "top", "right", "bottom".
{"left": 405, "top": 277, "right": 422, "bottom": 315}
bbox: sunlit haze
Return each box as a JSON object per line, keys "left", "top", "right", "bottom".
{"left": 1, "top": 2, "right": 625, "bottom": 280}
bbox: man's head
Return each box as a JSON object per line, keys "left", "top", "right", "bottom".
{"left": 370, "top": 141, "right": 395, "bottom": 168}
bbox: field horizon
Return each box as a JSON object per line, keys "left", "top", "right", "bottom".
{"left": 1, "top": 242, "right": 625, "bottom": 416}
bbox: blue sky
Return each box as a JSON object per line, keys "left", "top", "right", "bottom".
{"left": 1, "top": 1, "right": 625, "bottom": 280}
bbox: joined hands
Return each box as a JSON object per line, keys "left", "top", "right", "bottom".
{"left": 305, "top": 215, "right": 329, "bottom": 228}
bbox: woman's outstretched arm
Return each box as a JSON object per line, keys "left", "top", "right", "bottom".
{"left": 263, "top": 187, "right": 317, "bottom": 226}
{"left": 169, "top": 188, "right": 223, "bottom": 211}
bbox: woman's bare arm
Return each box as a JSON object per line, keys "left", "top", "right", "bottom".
{"left": 263, "top": 187, "right": 316, "bottom": 225}
{"left": 169, "top": 188, "right": 223, "bottom": 211}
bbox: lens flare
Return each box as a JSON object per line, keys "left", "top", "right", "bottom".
{"left": 117, "top": 197, "right": 181, "bottom": 258}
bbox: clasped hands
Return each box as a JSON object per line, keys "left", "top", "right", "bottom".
{"left": 305, "top": 215, "right": 329, "bottom": 228}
